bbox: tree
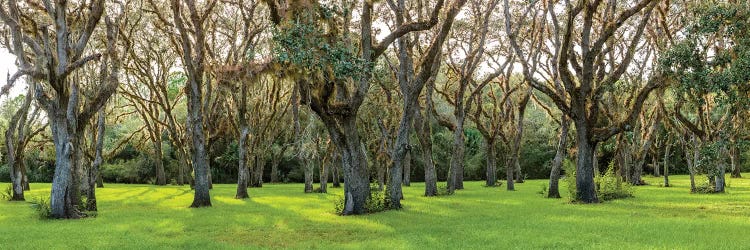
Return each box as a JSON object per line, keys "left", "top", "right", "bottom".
{"left": 505, "top": 0, "right": 661, "bottom": 203}
{"left": 266, "top": 0, "right": 450, "bottom": 214}
{"left": 170, "top": 0, "right": 218, "bottom": 207}
{"left": 0, "top": 0, "right": 123, "bottom": 218}
{"left": 386, "top": 0, "right": 468, "bottom": 206}
{"left": 661, "top": 2, "right": 750, "bottom": 193}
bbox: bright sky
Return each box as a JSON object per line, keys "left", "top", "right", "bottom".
{"left": 0, "top": 47, "right": 27, "bottom": 105}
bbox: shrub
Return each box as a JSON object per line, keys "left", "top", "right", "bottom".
{"left": 595, "top": 161, "right": 634, "bottom": 201}
{"left": 30, "top": 196, "right": 51, "bottom": 220}
{"left": 564, "top": 159, "right": 634, "bottom": 202}
{"left": 1, "top": 184, "right": 12, "bottom": 201}
{"left": 562, "top": 159, "right": 577, "bottom": 201}
{"left": 332, "top": 184, "right": 393, "bottom": 215}
{"left": 537, "top": 184, "right": 548, "bottom": 197}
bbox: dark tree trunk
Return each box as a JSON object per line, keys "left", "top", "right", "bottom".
{"left": 321, "top": 115, "right": 370, "bottom": 215}
{"left": 5, "top": 85, "right": 33, "bottom": 201}
{"left": 332, "top": 152, "right": 341, "bottom": 188}
{"left": 505, "top": 157, "right": 515, "bottom": 191}
{"left": 403, "top": 151, "right": 411, "bottom": 187}
{"left": 87, "top": 110, "right": 105, "bottom": 211}
{"left": 485, "top": 138, "right": 497, "bottom": 187}
{"left": 388, "top": 96, "right": 418, "bottom": 207}
{"left": 188, "top": 96, "right": 211, "bottom": 207}
{"left": 653, "top": 154, "right": 660, "bottom": 177}
{"left": 730, "top": 145, "right": 741, "bottom": 178}
{"left": 304, "top": 157, "right": 314, "bottom": 193}
{"left": 235, "top": 127, "right": 249, "bottom": 199}
{"left": 154, "top": 136, "right": 166, "bottom": 185}
{"left": 548, "top": 119, "right": 569, "bottom": 198}
{"left": 319, "top": 159, "right": 328, "bottom": 193}
{"left": 414, "top": 104, "right": 438, "bottom": 196}
{"left": 573, "top": 118, "right": 599, "bottom": 203}
{"left": 448, "top": 117, "right": 465, "bottom": 193}
{"left": 663, "top": 138, "right": 671, "bottom": 187}
{"left": 714, "top": 145, "right": 727, "bottom": 193}
{"left": 252, "top": 156, "right": 263, "bottom": 188}
{"left": 49, "top": 110, "right": 81, "bottom": 218}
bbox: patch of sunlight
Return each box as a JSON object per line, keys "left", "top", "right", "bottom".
{"left": 253, "top": 196, "right": 394, "bottom": 232}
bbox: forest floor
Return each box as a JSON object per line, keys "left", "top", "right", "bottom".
{"left": 1, "top": 174, "right": 750, "bottom": 249}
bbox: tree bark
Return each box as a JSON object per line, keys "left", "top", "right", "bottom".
{"left": 319, "top": 158, "right": 328, "bottom": 193}
{"left": 573, "top": 118, "right": 599, "bottom": 203}
{"left": 548, "top": 118, "right": 569, "bottom": 198}
{"left": 5, "top": 84, "right": 33, "bottom": 201}
{"left": 235, "top": 127, "right": 249, "bottom": 199}
{"left": 154, "top": 133, "right": 166, "bottom": 185}
{"left": 87, "top": 110, "right": 105, "bottom": 211}
{"left": 332, "top": 152, "right": 341, "bottom": 188}
{"left": 730, "top": 145, "right": 741, "bottom": 178}
{"left": 414, "top": 101, "right": 438, "bottom": 196}
{"left": 403, "top": 151, "right": 411, "bottom": 186}
{"left": 663, "top": 137, "right": 671, "bottom": 187}
{"left": 485, "top": 138, "right": 497, "bottom": 187}
{"left": 304, "top": 156, "right": 314, "bottom": 193}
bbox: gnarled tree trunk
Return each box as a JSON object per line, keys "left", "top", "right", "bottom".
{"left": 547, "top": 118, "right": 569, "bottom": 198}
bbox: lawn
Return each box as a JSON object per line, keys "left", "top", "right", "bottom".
{"left": 1, "top": 174, "right": 750, "bottom": 249}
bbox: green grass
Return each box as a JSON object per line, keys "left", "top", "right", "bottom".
{"left": 1, "top": 174, "right": 750, "bottom": 249}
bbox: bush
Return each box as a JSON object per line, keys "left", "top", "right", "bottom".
{"left": 1, "top": 184, "right": 12, "bottom": 201}
{"left": 537, "top": 184, "right": 548, "bottom": 197}
{"left": 30, "top": 196, "right": 51, "bottom": 220}
{"left": 332, "top": 184, "right": 393, "bottom": 215}
{"left": 595, "top": 161, "right": 634, "bottom": 201}
{"left": 562, "top": 159, "right": 577, "bottom": 201}
{"left": 564, "top": 159, "right": 633, "bottom": 202}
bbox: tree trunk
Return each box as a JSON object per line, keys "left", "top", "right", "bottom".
{"left": 448, "top": 117, "right": 465, "bottom": 193}
{"left": 505, "top": 156, "right": 515, "bottom": 191}
{"left": 87, "top": 110, "right": 105, "bottom": 211}
{"left": 4, "top": 85, "right": 32, "bottom": 201}
{"left": 154, "top": 135, "right": 166, "bottom": 185}
{"left": 321, "top": 115, "right": 370, "bottom": 215}
{"left": 730, "top": 145, "right": 741, "bottom": 178}
{"left": 403, "top": 151, "right": 411, "bottom": 187}
{"left": 377, "top": 158, "right": 385, "bottom": 191}
{"left": 304, "top": 159, "right": 314, "bottom": 193}
{"left": 714, "top": 145, "right": 727, "bottom": 193}
{"left": 253, "top": 156, "right": 263, "bottom": 188}
{"left": 485, "top": 137, "right": 497, "bottom": 187}
{"left": 235, "top": 127, "right": 249, "bottom": 199}
{"left": 548, "top": 119, "right": 569, "bottom": 198}
{"left": 573, "top": 118, "right": 598, "bottom": 203}
{"left": 332, "top": 152, "right": 341, "bottom": 188}
{"left": 388, "top": 96, "right": 418, "bottom": 207}
{"left": 653, "top": 153, "right": 660, "bottom": 177}
{"left": 685, "top": 137, "right": 697, "bottom": 192}
{"left": 319, "top": 159, "right": 328, "bottom": 193}
{"left": 49, "top": 111, "right": 81, "bottom": 218}
{"left": 663, "top": 140, "right": 670, "bottom": 187}
{"left": 188, "top": 94, "right": 211, "bottom": 207}
{"left": 414, "top": 101, "right": 438, "bottom": 196}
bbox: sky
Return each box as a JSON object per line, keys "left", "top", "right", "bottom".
{"left": 0, "top": 48, "right": 26, "bottom": 105}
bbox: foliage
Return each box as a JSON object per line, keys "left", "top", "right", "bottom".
{"left": 332, "top": 184, "right": 393, "bottom": 215}
{"left": 594, "top": 161, "right": 634, "bottom": 201}
{"left": 562, "top": 158, "right": 577, "bottom": 202}
{"left": 29, "top": 196, "right": 51, "bottom": 220}
{"left": 1, "top": 184, "right": 12, "bottom": 201}
{"left": 272, "top": 4, "right": 368, "bottom": 82}
{"left": 565, "top": 159, "right": 634, "bottom": 202}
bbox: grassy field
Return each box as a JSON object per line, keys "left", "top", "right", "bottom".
{"left": 1, "top": 174, "right": 750, "bottom": 249}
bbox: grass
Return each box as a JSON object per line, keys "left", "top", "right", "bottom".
{"left": 1, "top": 174, "right": 750, "bottom": 249}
